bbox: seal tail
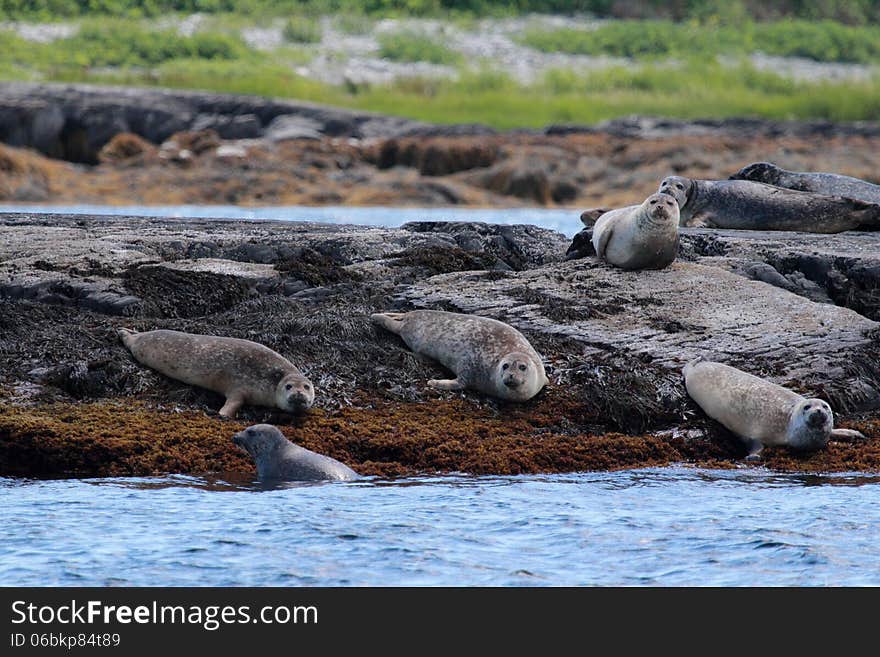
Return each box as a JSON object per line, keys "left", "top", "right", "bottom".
{"left": 371, "top": 313, "right": 406, "bottom": 335}
{"left": 117, "top": 327, "right": 138, "bottom": 349}
{"left": 682, "top": 356, "right": 705, "bottom": 377}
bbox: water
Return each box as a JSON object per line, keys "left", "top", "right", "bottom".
{"left": 3, "top": 205, "right": 878, "bottom": 586}
{"left": 0, "top": 204, "right": 585, "bottom": 237}
{"left": 2, "top": 468, "right": 879, "bottom": 587}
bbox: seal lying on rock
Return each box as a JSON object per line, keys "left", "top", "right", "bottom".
{"left": 731, "top": 162, "right": 880, "bottom": 205}
{"left": 683, "top": 358, "right": 865, "bottom": 459}
{"left": 233, "top": 424, "right": 358, "bottom": 482}
{"left": 119, "top": 328, "right": 314, "bottom": 418}
{"left": 589, "top": 193, "right": 679, "bottom": 270}
{"left": 659, "top": 175, "right": 880, "bottom": 233}
{"left": 371, "top": 310, "right": 548, "bottom": 401}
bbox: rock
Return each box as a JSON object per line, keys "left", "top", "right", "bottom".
{"left": 370, "top": 137, "right": 499, "bottom": 176}
{"left": 462, "top": 158, "right": 553, "bottom": 204}
{"left": 1, "top": 212, "right": 879, "bottom": 478}
{"left": 191, "top": 113, "right": 262, "bottom": 140}
{"left": 264, "top": 115, "right": 324, "bottom": 141}
{"left": 98, "top": 133, "right": 157, "bottom": 165}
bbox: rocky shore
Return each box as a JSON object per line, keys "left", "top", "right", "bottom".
{"left": 1, "top": 212, "right": 879, "bottom": 479}
{"left": 3, "top": 83, "right": 880, "bottom": 209}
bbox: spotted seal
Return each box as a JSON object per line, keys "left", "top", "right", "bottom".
{"left": 659, "top": 175, "right": 880, "bottom": 233}
{"left": 731, "top": 162, "right": 880, "bottom": 205}
{"left": 683, "top": 358, "right": 865, "bottom": 459}
{"left": 119, "top": 328, "right": 313, "bottom": 418}
{"left": 371, "top": 310, "right": 548, "bottom": 401}
{"left": 233, "top": 424, "right": 358, "bottom": 482}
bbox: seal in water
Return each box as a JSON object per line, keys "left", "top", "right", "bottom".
{"left": 589, "top": 193, "right": 679, "bottom": 270}
{"left": 659, "top": 175, "right": 880, "bottom": 233}
{"left": 731, "top": 162, "right": 880, "bottom": 205}
{"left": 371, "top": 310, "right": 548, "bottom": 401}
{"left": 119, "top": 328, "right": 314, "bottom": 418}
{"left": 683, "top": 358, "right": 865, "bottom": 459}
{"left": 233, "top": 424, "right": 358, "bottom": 482}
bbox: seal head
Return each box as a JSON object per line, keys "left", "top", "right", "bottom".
{"left": 497, "top": 351, "right": 546, "bottom": 401}
{"left": 731, "top": 162, "right": 782, "bottom": 186}
{"left": 233, "top": 424, "right": 358, "bottom": 482}
{"left": 643, "top": 193, "right": 678, "bottom": 224}
{"left": 787, "top": 398, "right": 833, "bottom": 451}
{"left": 233, "top": 424, "right": 287, "bottom": 464}
{"left": 658, "top": 176, "right": 693, "bottom": 210}
{"left": 276, "top": 373, "right": 314, "bottom": 412}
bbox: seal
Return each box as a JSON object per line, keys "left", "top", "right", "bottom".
{"left": 119, "top": 328, "right": 314, "bottom": 418}
{"left": 371, "top": 310, "right": 548, "bottom": 401}
{"left": 658, "top": 175, "right": 880, "bottom": 233}
{"left": 683, "top": 358, "right": 865, "bottom": 458}
{"left": 233, "top": 424, "right": 358, "bottom": 482}
{"left": 731, "top": 162, "right": 880, "bottom": 205}
{"left": 589, "top": 193, "right": 679, "bottom": 270}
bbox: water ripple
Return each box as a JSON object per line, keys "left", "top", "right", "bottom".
{"left": 2, "top": 467, "right": 880, "bottom": 586}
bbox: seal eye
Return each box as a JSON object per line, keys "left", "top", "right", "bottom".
{"left": 303, "top": 384, "right": 311, "bottom": 391}
{"left": 502, "top": 363, "right": 509, "bottom": 370}
{"left": 676, "top": 183, "right": 684, "bottom": 190}
{"left": 285, "top": 384, "right": 293, "bottom": 391}
{"left": 519, "top": 364, "right": 527, "bottom": 371}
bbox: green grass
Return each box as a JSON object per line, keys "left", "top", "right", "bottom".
{"left": 378, "top": 30, "right": 463, "bottom": 65}
{"left": 519, "top": 19, "right": 880, "bottom": 64}
{"left": 35, "top": 57, "right": 880, "bottom": 128}
{"left": 282, "top": 16, "right": 322, "bottom": 44}
{"left": 1, "top": 15, "right": 879, "bottom": 129}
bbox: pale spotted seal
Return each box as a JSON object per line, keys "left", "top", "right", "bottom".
{"left": 371, "top": 310, "right": 548, "bottom": 402}
{"left": 731, "top": 162, "right": 880, "bottom": 205}
{"left": 683, "top": 358, "right": 865, "bottom": 459}
{"left": 659, "top": 175, "right": 880, "bottom": 233}
{"left": 233, "top": 424, "right": 358, "bottom": 482}
{"left": 119, "top": 328, "right": 314, "bottom": 418}
{"left": 589, "top": 193, "right": 679, "bottom": 270}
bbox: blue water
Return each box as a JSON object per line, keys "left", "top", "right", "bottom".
{"left": 2, "top": 468, "right": 879, "bottom": 587}
{"left": 0, "top": 204, "right": 586, "bottom": 238}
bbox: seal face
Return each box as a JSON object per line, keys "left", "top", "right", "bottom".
{"left": 119, "top": 328, "right": 314, "bottom": 418}
{"left": 682, "top": 358, "right": 863, "bottom": 458}
{"left": 659, "top": 175, "right": 880, "bottom": 233}
{"left": 371, "top": 310, "right": 548, "bottom": 402}
{"left": 590, "top": 193, "right": 680, "bottom": 270}
{"left": 233, "top": 424, "right": 358, "bottom": 482}
{"left": 731, "top": 162, "right": 880, "bottom": 205}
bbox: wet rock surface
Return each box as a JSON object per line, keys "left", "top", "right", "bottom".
{"left": 1, "top": 212, "right": 878, "bottom": 478}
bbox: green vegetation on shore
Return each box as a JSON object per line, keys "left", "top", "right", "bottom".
{"left": 26, "top": 57, "right": 880, "bottom": 129}
{"left": 520, "top": 19, "right": 880, "bottom": 64}
{"left": 2, "top": 1, "right": 880, "bottom": 23}
{"left": 0, "top": 8, "right": 879, "bottom": 128}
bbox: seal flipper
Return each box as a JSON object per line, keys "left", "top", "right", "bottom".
{"left": 743, "top": 438, "right": 764, "bottom": 462}
{"left": 428, "top": 378, "right": 465, "bottom": 391}
{"left": 580, "top": 208, "right": 611, "bottom": 227}
{"left": 219, "top": 396, "right": 243, "bottom": 419}
{"left": 594, "top": 223, "right": 614, "bottom": 260}
{"left": 565, "top": 228, "right": 595, "bottom": 260}
{"left": 830, "top": 428, "right": 867, "bottom": 442}
{"left": 371, "top": 312, "right": 406, "bottom": 336}
{"left": 118, "top": 327, "right": 138, "bottom": 349}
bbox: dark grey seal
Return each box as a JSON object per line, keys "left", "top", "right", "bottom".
{"left": 233, "top": 424, "right": 358, "bottom": 482}
{"left": 731, "top": 162, "right": 880, "bottom": 204}
{"left": 659, "top": 175, "right": 880, "bottom": 233}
